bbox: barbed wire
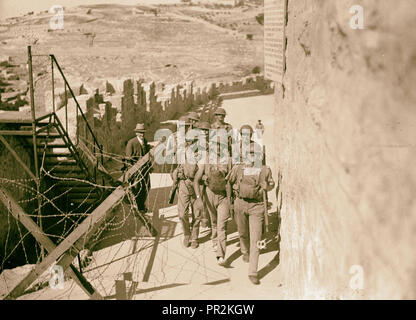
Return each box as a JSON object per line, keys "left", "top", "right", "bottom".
{"left": 0, "top": 140, "right": 215, "bottom": 300}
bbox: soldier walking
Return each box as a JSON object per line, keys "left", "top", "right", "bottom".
{"left": 194, "top": 121, "right": 233, "bottom": 266}
{"left": 171, "top": 150, "right": 201, "bottom": 249}
{"left": 226, "top": 141, "right": 275, "bottom": 284}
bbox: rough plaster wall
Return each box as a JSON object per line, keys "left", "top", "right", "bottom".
{"left": 274, "top": 0, "right": 416, "bottom": 299}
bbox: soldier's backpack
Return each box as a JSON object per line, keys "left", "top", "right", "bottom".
{"left": 237, "top": 166, "right": 262, "bottom": 200}
{"left": 205, "top": 163, "right": 229, "bottom": 195}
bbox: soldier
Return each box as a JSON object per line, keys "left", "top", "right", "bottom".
{"left": 125, "top": 123, "right": 152, "bottom": 213}
{"left": 194, "top": 121, "right": 233, "bottom": 266}
{"left": 226, "top": 141, "right": 275, "bottom": 285}
{"left": 165, "top": 115, "right": 190, "bottom": 165}
{"left": 211, "top": 108, "right": 232, "bottom": 131}
{"left": 171, "top": 146, "right": 201, "bottom": 249}
{"left": 211, "top": 107, "right": 233, "bottom": 158}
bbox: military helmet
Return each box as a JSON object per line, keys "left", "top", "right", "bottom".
{"left": 178, "top": 115, "right": 190, "bottom": 125}
{"left": 187, "top": 112, "right": 200, "bottom": 121}
{"left": 196, "top": 121, "right": 211, "bottom": 131}
{"left": 214, "top": 108, "right": 226, "bottom": 116}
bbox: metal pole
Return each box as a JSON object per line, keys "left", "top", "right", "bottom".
{"left": 65, "top": 84, "right": 68, "bottom": 133}
{"left": 76, "top": 98, "right": 79, "bottom": 145}
{"left": 28, "top": 46, "right": 44, "bottom": 259}
{"left": 51, "top": 56, "right": 55, "bottom": 113}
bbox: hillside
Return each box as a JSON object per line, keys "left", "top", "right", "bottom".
{"left": 0, "top": 2, "right": 264, "bottom": 111}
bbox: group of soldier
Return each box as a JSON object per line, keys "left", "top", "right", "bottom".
{"left": 124, "top": 108, "right": 274, "bottom": 285}
{"left": 169, "top": 108, "right": 274, "bottom": 285}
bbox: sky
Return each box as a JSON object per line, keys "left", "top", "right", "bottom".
{"left": 0, "top": 0, "right": 181, "bottom": 20}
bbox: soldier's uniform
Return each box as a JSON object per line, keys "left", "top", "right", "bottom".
{"left": 169, "top": 116, "right": 202, "bottom": 248}
{"left": 226, "top": 142, "right": 275, "bottom": 285}
{"left": 196, "top": 160, "right": 232, "bottom": 265}
{"left": 193, "top": 121, "right": 232, "bottom": 266}
{"left": 171, "top": 161, "right": 201, "bottom": 248}
{"left": 165, "top": 115, "right": 189, "bottom": 165}
{"left": 211, "top": 108, "right": 233, "bottom": 131}
{"left": 211, "top": 107, "right": 233, "bottom": 168}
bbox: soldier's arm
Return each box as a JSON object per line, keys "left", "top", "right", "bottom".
{"left": 193, "top": 165, "right": 205, "bottom": 199}
{"left": 226, "top": 165, "right": 238, "bottom": 199}
{"left": 260, "top": 166, "right": 275, "bottom": 192}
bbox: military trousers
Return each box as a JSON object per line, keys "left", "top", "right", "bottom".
{"left": 205, "top": 187, "right": 230, "bottom": 259}
{"left": 234, "top": 197, "right": 264, "bottom": 277}
{"left": 177, "top": 179, "right": 200, "bottom": 242}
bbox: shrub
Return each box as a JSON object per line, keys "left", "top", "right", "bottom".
{"left": 79, "top": 84, "right": 88, "bottom": 95}
{"left": 246, "top": 34, "right": 253, "bottom": 40}
{"left": 255, "top": 13, "right": 264, "bottom": 25}
{"left": 252, "top": 66, "right": 261, "bottom": 74}
{"left": 106, "top": 81, "right": 116, "bottom": 95}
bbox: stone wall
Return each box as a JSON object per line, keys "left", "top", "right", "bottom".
{"left": 273, "top": 0, "right": 416, "bottom": 299}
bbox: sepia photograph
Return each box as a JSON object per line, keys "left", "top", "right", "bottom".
{"left": 0, "top": 0, "right": 415, "bottom": 305}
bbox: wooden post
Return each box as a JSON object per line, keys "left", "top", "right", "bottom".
{"left": 115, "top": 280, "right": 127, "bottom": 300}
{"left": 3, "top": 186, "right": 126, "bottom": 300}
{"left": 0, "top": 135, "right": 37, "bottom": 181}
{"left": 27, "top": 46, "right": 44, "bottom": 259}
{"left": 0, "top": 187, "right": 103, "bottom": 300}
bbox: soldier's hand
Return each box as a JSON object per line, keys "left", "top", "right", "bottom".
{"left": 229, "top": 203, "right": 234, "bottom": 221}
{"left": 260, "top": 181, "right": 269, "bottom": 191}
{"left": 194, "top": 197, "right": 203, "bottom": 212}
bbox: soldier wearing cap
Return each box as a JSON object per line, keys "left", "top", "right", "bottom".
{"left": 125, "top": 123, "right": 152, "bottom": 213}
{"left": 226, "top": 141, "right": 275, "bottom": 285}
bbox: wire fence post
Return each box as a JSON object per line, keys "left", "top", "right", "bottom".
{"left": 28, "top": 45, "right": 44, "bottom": 260}
{"left": 51, "top": 56, "right": 55, "bottom": 113}
{"left": 65, "top": 83, "right": 68, "bottom": 134}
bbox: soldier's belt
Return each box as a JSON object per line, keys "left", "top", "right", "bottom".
{"left": 236, "top": 197, "right": 263, "bottom": 203}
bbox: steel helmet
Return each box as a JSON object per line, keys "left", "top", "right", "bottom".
{"left": 196, "top": 121, "right": 211, "bottom": 131}
{"left": 187, "top": 112, "right": 200, "bottom": 121}
{"left": 214, "top": 108, "right": 226, "bottom": 116}
{"left": 178, "top": 115, "right": 190, "bottom": 125}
